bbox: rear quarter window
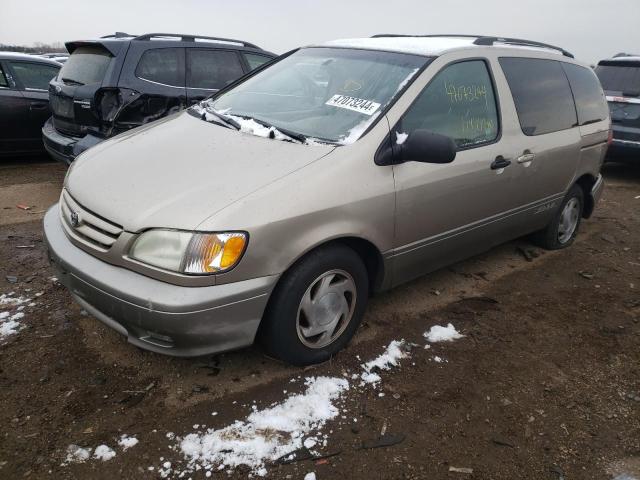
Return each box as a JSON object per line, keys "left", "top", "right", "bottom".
{"left": 136, "top": 48, "right": 184, "bottom": 87}
{"left": 561, "top": 62, "right": 608, "bottom": 125}
{"left": 60, "top": 46, "right": 112, "bottom": 85}
{"left": 499, "top": 57, "right": 577, "bottom": 136}
{"left": 243, "top": 53, "right": 272, "bottom": 71}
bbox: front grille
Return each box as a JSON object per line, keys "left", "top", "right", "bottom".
{"left": 60, "top": 189, "right": 123, "bottom": 250}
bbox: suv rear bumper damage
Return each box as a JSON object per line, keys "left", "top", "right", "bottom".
{"left": 42, "top": 118, "right": 104, "bottom": 164}
{"left": 43, "top": 206, "right": 278, "bottom": 357}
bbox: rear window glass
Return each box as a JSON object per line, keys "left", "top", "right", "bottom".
{"left": 59, "top": 45, "right": 112, "bottom": 85}
{"left": 561, "top": 63, "right": 608, "bottom": 125}
{"left": 10, "top": 62, "right": 60, "bottom": 90}
{"left": 243, "top": 53, "right": 271, "bottom": 71}
{"left": 500, "top": 57, "right": 577, "bottom": 136}
{"left": 136, "top": 48, "right": 183, "bottom": 87}
{"left": 186, "top": 49, "right": 244, "bottom": 90}
{"left": 595, "top": 63, "right": 640, "bottom": 96}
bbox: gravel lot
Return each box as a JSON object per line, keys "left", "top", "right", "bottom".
{"left": 0, "top": 156, "right": 639, "bottom": 479}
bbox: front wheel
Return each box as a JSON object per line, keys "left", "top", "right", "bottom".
{"left": 532, "top": 184, "right": 584, "bottom": 250}
{"left": 258, "top": 244, "right": 369, "bottom": 366}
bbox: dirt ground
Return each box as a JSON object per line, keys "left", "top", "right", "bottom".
{"left": 0, "top": 156, "right": 639, "bottom": 480}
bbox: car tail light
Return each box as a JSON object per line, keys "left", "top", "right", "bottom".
{"left": 607, "top": 129, "right": 613, "bottom": 146}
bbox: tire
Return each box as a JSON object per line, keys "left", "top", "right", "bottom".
{"left": 258, "top": 244, "right": 369, "bottom": 366}
{"left": 532, "top": 184, "right": 584, "bottom": 250}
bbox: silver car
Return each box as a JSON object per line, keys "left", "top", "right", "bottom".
{"left": 44, "top": 35, "right": 610, "bottom": 365}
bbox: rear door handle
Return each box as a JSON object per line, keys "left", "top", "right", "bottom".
{"left": 490, "top": 156, "right": 511, "bottom": 170}
{"left": 30, "top": 102, "right": 48, "bottom": 111}
{"left": 517, "top": 153, "right": 535, "bottom": 164}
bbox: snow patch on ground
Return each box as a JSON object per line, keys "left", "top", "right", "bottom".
{"left": 360, "top": 340, "right": 409, "bottom": 385}
{"left": 424, "top": 323, "right": 464, "bottom": 343}
{"left": 118, "top": 435, "right": 139, "bottom": 450}
{"left": 0, "top": 293, "right": 33, "bottom": 340}
{"left": 64, "top": 445, "right": 92, "bottom": 464}
{"left": 177, "top": 376, "right": 349, "bottom": 475}
{"left": 93, "top": 445, "right": 116, "bottom": 461}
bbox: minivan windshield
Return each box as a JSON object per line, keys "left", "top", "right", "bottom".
{"left": 58, "top": 45, "right": 112, "bottom": 85}
{"left": 596, "top": 61, "right": 640, "bottom": 96}
{"left": 195, "top": 47, "right": 428, "bottom": 144}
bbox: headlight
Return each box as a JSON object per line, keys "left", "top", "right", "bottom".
{"left": 129, "top": 230, "right": 247, "bottom": 275}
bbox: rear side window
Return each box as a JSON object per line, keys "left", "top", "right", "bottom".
{"left": 399, "top": 60, "right": 499, "bottom": 149}
{"left": 136, "top": 48, "right": 184, "bottom": 87}
{"left": 243, "top": 53, "right": 271, "bottom": 71}
{"left": 186, "top": 49, "right": 244, "bottom": 90}
{"left": 59, "top": 46, "right": 112, "bottom": 85}
{"left": 500, "top": 57, "right": 577, "bottom": 136}
{"left": 596, "top": 62, "right": 640, "bottom": 95}
{"left": 9, "top": 62, "right": 60, "bottom": 90}
{"left": 561, "top": 63, "right": 608, "bottom": 125}
{"left": 0, "top": 64, "right": 8, "bottom": 87}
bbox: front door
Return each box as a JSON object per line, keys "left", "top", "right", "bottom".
{"left": 390, "top": 59, "right": 521, "bottom": 286}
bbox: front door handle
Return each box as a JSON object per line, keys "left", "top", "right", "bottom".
{"left": 490, "top": 156, "right": 512, "bottom": 170}
{"left": 517, "top": 153, "right": 535, "bottom": 164}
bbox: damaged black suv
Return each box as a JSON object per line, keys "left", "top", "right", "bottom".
{"left": 42, "top": 32, "right": 276, "bottom": 164}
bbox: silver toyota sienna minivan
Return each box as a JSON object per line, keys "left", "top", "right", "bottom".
{"left": 44, "top": 35, "right": 610, "bottom": 365}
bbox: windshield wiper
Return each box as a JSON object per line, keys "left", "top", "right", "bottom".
{"left": 202, "top": 109, "right": 241, "bottom": 130}
{"left": 237, "top": 115, "right": 308, "bottom": 143}
{"left": 61, "top": 77, "right": 84, "bottom": 86}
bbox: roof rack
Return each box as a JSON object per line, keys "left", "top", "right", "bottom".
{"left": 370, "top": 34, "right": 574, "bottom": 58}
{"left": 101, "top": 32, "right": 137, "bottom": 39}
{"left": 473, "top": 36, "right": 574, "bottom": 58}
{"left": 132, "top": 33, "right": 260, "bottom": 49}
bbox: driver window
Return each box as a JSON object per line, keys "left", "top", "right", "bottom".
{"left": 398, "top": 60, "right": 499, "bottom": 149}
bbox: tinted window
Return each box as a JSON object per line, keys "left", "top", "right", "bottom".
{"left": 562, "top": 63, "right": 608, "bottom": 125}
{"left": 595, "top": 62, "right": 640, "bottom": 95}
{"left": 187, "top": 49, "right": 244, "bottom": 90}
{"left": 59, "top": 46, "right": 111, "bottom": 85}
{"left": 10, "top": 62, "right": 60, "bottom": 90}
{"left": 500, "top": 58, "right": 577, "bottom": 136}
{"left": 136, "top": 48, "right": 183, "bottom": 87}
{"left": 399, "top": 60, "right": 499, "bottom": 149}
{"left": 0, "top": 65, "right": 8, "bottom": 88}
{"left": 243, "top": 53, "right": 271, "bottom": 71}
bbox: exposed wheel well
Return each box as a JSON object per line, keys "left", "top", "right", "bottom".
{"left": 575, "top": 174, "right": 597, "bottom": 218}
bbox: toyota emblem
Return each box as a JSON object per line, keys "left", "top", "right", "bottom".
{"left": 70, "top": 210, "right": 80, "bottom": 227}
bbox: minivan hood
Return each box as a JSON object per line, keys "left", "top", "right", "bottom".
{"left": 66, "top": 112, "right": 335, "bottom": 231}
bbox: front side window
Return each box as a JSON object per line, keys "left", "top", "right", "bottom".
{"left": 243, "top": 53, "right": 271, "bottom": 71}
{"left": 397, "top": 60, "right": 499, "bottom": 149}
{"left": 59, "top": 45, "right": 112, "bottom": 85}
{"left": 200, "top": 47, "right": 428, "bottom": 144}
{"left": 561, "top": 63, "right": 608, "bottom": 125}
{"left": 9, "top": 62, "right": 60, "bottom": 90}
{"left": 187, "top": 49, "right": 244, "bottom": 90}
{"left": 500, "top": 57, "right": 577, "bottom": 136}
{"left": 136, "top": 48, "right": 183, "bottom": 87}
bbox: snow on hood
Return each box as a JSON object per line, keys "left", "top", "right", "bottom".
{"left": 66, "top": 111, "right": 335, "bottom": 232}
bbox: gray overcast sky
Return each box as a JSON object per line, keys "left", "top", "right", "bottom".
{"left": 1, "top": 0, "right": 638, "bottom": 64}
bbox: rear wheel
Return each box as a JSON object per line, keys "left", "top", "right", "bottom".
{"left": 259, "top": 244, "right": 369, "bottom": 366}
{"left": 533, "top": 184, "right": 584, "bottom": 250}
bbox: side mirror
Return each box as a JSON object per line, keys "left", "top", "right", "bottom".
{"left": 401, "top": 130, "right": 456, "bottom": 164}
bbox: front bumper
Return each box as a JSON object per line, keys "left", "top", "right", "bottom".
{"left": 43, "top": 206, "right": 279, "bottom": 357}
{"left": 42, "top": 118, "right": 104, "bottom": 165}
